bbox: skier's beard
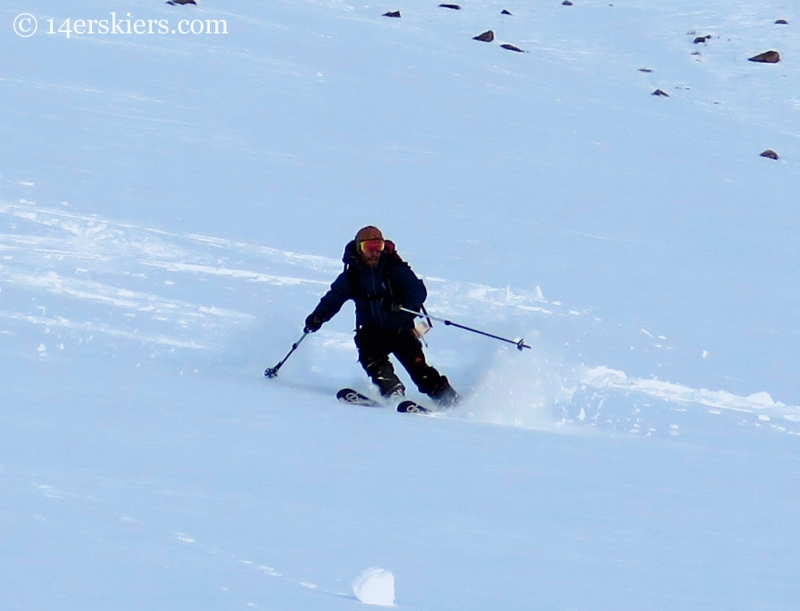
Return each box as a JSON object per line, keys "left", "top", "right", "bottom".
{"left": 362, "top": 252, "right": 381, "bottom": 268}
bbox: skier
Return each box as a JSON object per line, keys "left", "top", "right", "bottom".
{"left": 303, "top": 226, "right": 459, "bottom": 406}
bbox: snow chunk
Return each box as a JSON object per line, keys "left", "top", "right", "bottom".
{"left": 747, "top": 392, "right": 776, "bottom": 407}
{"left": 584, "top": 366, "right": 628, "bottom": 387}
{"left": 352, "top": 568, "right": 395, "bottom": 607}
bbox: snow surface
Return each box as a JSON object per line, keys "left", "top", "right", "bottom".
{"left": 2, "top": 0, "right": 800, "bottom": 609}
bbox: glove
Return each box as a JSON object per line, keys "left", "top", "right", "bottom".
{"left": 385, "top": 299, "right": 402, "bottom": 313}
{"left": 304, "top": 313, "right": 323, "bottom": 333}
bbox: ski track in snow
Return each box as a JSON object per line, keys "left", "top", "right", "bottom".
{"left": 170, "top": 532, "right": 355, "bottom": 604}
{"left": 14, "top": 465, "right": 353, "bottom": 607}
{"left": 2, "top": 197, "right": 799, "bottom": 437}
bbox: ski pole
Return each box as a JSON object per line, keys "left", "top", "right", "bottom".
{"left": 399, "top": 307, "right": 531, "bottom": 351}
{"left": 264, "top": 331, "right": 309, "bottom": 378}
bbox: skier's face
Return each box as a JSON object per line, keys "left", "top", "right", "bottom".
{"left": 359, "top": 238, "right": 384, "bottom": 268}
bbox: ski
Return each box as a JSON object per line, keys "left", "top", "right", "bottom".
{"left": 337, "top": 388, "right": 382, "bottom": 407}
{"left": 397, "top": 400, "right": 432, "bottom": 415}
{"left": 337, "top": 389, "right": 434, "bottom": 414}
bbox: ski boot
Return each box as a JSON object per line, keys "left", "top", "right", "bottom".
{"left": 367, "top": 360, "right": 406, "bottom": 399}
{"left": 429, "top": 376, "right": 460, "bottom": 407}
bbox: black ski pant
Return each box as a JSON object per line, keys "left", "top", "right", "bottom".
{"left": 355, "top": 326, "right": 446, "bottom": 396}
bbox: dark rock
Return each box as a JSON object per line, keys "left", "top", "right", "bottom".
{"left": 501, "top": 43, "right": 525, "bottom": 52}
{"left": 775, "top": 19, "right": 789, "bottom": 25}
{"left": 473, "top": 30, "right": 495, "bottom": 42}
{"left": 501, "top": 9, "right": 513, "bottom": 15}
{"left": 651, "top": 89, "right": 669, "bottom": 97}
{"left": 167, "top": 0, "right": 196, "bottom": 4}
{"left": 760, "top": 149, "right": 780, "bottom": 160}
{"left": 748, "top": 50, "right": 781, "bottom": 63}
{"left": 439, "top": 4, "right": 461, "bottom": 9}
{"left": 382, "top": 10, "right": 401, "bottom": 17}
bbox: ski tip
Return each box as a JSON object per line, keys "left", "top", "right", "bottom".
{"left": 336, "top": 388, "right": 357, "bottom": 401}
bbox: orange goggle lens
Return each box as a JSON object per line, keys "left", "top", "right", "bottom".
{"left": 359, "top": 239, "right": 385, "bottom": 254}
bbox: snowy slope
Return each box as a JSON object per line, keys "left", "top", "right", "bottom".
{"left": 2, "top": 0, "right": 800, "bottom": 609}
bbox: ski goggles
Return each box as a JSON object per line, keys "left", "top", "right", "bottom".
{"left": 358, "top": 238, "right": 385, "bottom": 254}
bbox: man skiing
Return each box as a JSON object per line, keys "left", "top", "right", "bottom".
{"left": 303, "top": 226, "right": 459, "bottom": 406}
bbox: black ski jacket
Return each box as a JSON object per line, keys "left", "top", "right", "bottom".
{"left": 311, "top": 240, "right": 427, "bottom": 332}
